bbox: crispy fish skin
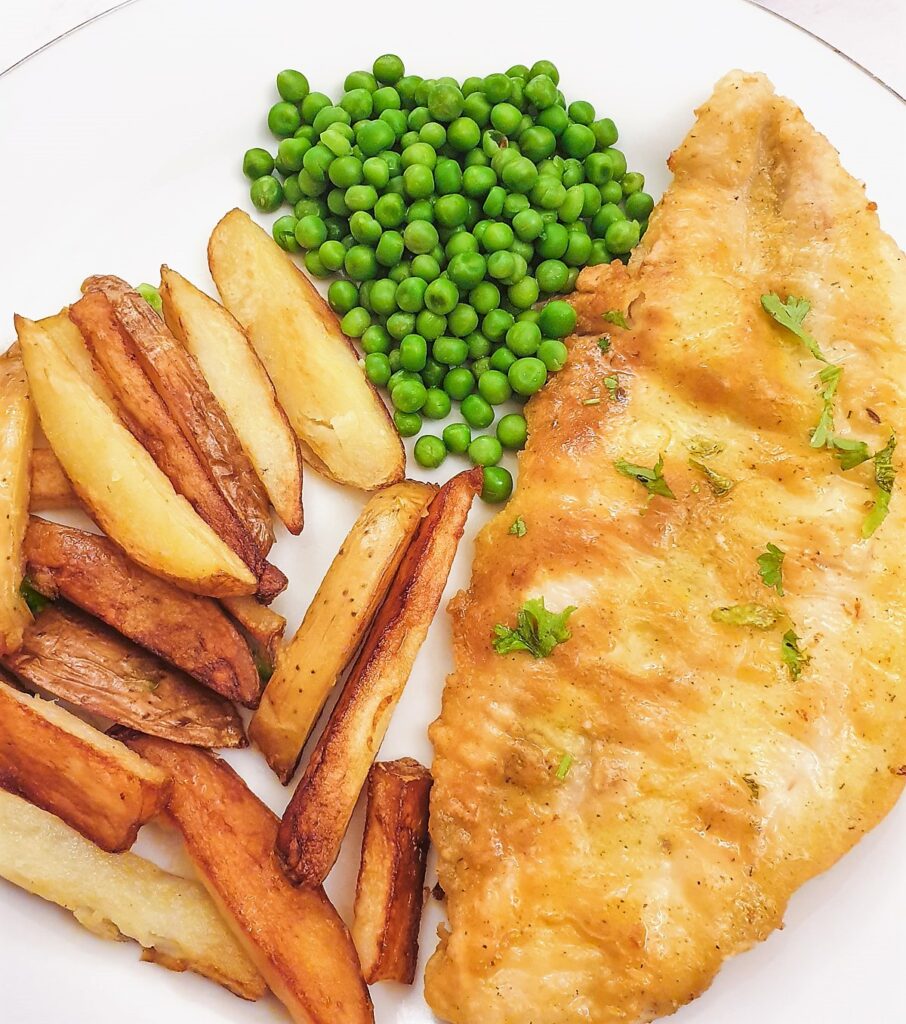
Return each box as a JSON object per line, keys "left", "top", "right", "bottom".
{"left": 24, "top": 517, "right": 260, "bottom": 707}
{"left": 427, "top": 72, "right": 906, "bottom": 1024}
{"left": 1, "top": 603, "right": 246, "bottom": 748}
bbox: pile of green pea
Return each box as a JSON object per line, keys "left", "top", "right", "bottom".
{"left": 243, "top": 54, "right": 652, "bottom": 502}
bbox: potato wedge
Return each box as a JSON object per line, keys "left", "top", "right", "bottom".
{"left": 0, "top": 348, "right": 34, "bottom": 654}
{"left": 160, "top": 266, "right": 304, "bottom": 535}
{"left": 278, "top": 468, "right": 481, "bottom": 886}
{"left": 352, "top": 759, "right": 432, "bottom": 984}
{"left": 29, "top": 446, "right": 76, "bottom": 511}
{"left": 208, "top": 209, "right": 404, "bottom": 491}
{"left": 69, "top": 291, "right": 267, "bottom": 584}
{"left": 222, "top": 595, "right": 286, "bottom": 676}
{"left": 25, "top": 517, "right": 260, "bottom": 706}
{"left": 125, "top": 736, "right": 374, "bottom": 1024}
{"left": 14, "top": 314, "right": 255, "bottom": 597}
{"left": 0, "top": 788, "right": 265, "bottom": 1000}
{"left": 250, "top": 481, "right": 434, "bottom": 783}
{"left": 35, "top": 310, "right": 119, "bottom": 409}
{"left": 1, "top": 603, "right": 246, "bottom": 748}
{"left": 0, "top": 676, "right": 168, "bottom": 851}
{"left": 83, "top": 275, "right": 275, "bottom": 557}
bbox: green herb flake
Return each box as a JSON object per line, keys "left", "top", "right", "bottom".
{"left": 689, "top": 458, "right": 735, "bottom": 497}
{"left": 614, "top": 453, "right": 676, "bottom": 500}
{"left": 811, "top": 364, "right": 842, "bottom": 448}
{"left": 780, "top": 629, "right": 809, "bottom": 680}
{"left": 137, "top": 282, "right": 163, "bottom": 316}
{"left": 597, "top": 336, "right": 612, "bottom": 353}
{"left": 831, "top": 436, "right": 873, "bottom": 471}
{"left": 603, "top": 309, "right": 629, "bottom": 330}
{"left": 760, "top": 292, "right": 828, "bottom": 362}
{"left": 686, "top": 436, "right": 725, "bottom": 459}
{"left": 582, "top": 397, "right": 601, "bottom": 406}
{"left": 509, "top": 517, "right": 527, "bottom": 538}
{"left": 742, "top": 774, "right": 761, "bottom": 800}
{"left": 711, "top": 603, "right": 780, "bottom": 629}
{"left": 756, "top": 543, "right": 785, "bottom": 596}
{"left": 603, "top": 375, "right": 624, "bottom": 400}
{"left": 863, "top": 433, "right": 897, "bottom": 538}
{"left": 492, "top": 597, "right": 577, "bottom": 659}
{"left": 254, "top": 654, "right": 274, "bottom": 685}
{"left": 555, "top": 753, "right": 574, "bottom": 780}
{"left": 19, "top": 577, "right": 50, "bottom": 616}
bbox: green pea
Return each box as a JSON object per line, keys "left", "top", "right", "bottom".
{"left": 466, "top": 333, "right": 491, "bottom": 360}
{"left": 536, "top": 259, "right": 570, "bottom": 293}
{"left": 315, "top": 239, "right": 344, "bottom": 272}
{"left": 392, "top": 378, "right": 427, "bottom": 413}
{"left": 590, "top": 202, "right": 624, "bottom": 238}
{"left": 396, "top": 276, "right": 427, "bottom": 312}
{"left": 508, "top": 356, "right": 547, "bottom": 396}
{"left": 422, "top": 357, "right": 446, "bottom": 388}
{"left": 373, "top": 53, "right": 404, "bottom": 85}
{"left": 369, "top": 279, "right": 398, "bottom": 317}
{"left": 447, "top": 304, "right": 479, "bottom": 338}
{"left": 404, "top": 220, "right": 439, "bottom": 255}
{"left": 428, "top": 82, "right": 464, "bottom": 123}
{"left": 462, "top": 92, "right": 492, "bottom": 128}
{"left": 416, "top": 310, "right": 446, "bottom": 340}
{"left": 375, "top": 230, "right": 404, "bottom": 267}
{"left": 625, "top": 191, "right": 654, "bottom": 220}
{"left": 340, "top": 306, "right": 371, "bottom": 338}
{"left": 481, "top": 73, "right": 511, "bottom": 104}
{"left": 481, "top": 466, "right": 513, "bottom": 503}
{"left": 461, "top": 393, "right": 494, "bottom": 429}
{"left": 605, "top": 219, "right": 640, "bottom": 255}
{"left": 340, "top": 88, "right": 373, "bottom": 122}
{"left": 302, "top": 143, "right": 333, "bottom": 182}
{"left": 364, "top": 352, "right": 392, "bottom": 387}
{"left": 470, "top": 281, "right": 500, "bottom": 315}
{"left": 507, "top": 277, "right": 539, "bottom": 310}
{"left": 444, "top": 367, "right": 475, "bottom": 401}
{"left": 561, "top": 158, "right": 586, "bottom": 189}
{"left": 344, "top": 245, "right": 379, "bottom": 281}
{"left": 355, "top": 119, "right": 395, "bottom": 157}
{"left": 531, "top": 176, "right": 566, "bottom": 210}
{"left": 328, "top": 279, "right": 358, "bottom": 315}
{"left": 592, "top": 118, "right": 618, "bottom": 149}
{"left": 585, "top": 151, "right": 614, "bottom": 186}
{"left": 319, "top": 129, "right": 353, "bottom": 160}
{"left": 243, "top": 147, "right": 275, "bottom": 180}
{"left": 397, "top": 333, "right": 427, "bottom": 372}
{"left": 387, "top": 311, "right": 416, "bottom": 340}
{"left": 447, "top": 116, "right": 481, "bottom": 152}
{"left": 296, "top": 168, "right": 327, "bottom": 197}
{"left": 603, "top": 147, "right": 627, "bottom": 180}
{"left": 443, "top": 422, "right": 472, "bottom": 453}
{"left": 282, "top": 176, "right": 303, "bottom": 206}
{"left": 403, "top": 164, "right": 434, "bottom": 200}
{"left": 525, "top": 74, "right": 557, "bottom": 109}
{"left": 471, "top": 356, "right": 492, "bottom": 379}
{"left": 372, "top": 192, "right": 405, "bottom": 228}
{"left": 344, "top": 184, "right": 377, "bottom": 212}
{"left": 621, "top": 171, "right": 645, "bottom": 197}
{"left": 268, "top": 101, "right": 302, "bottom": 137}
{"left": 497, "top": 413, "right": 528, "bottom": 450}
{"left": 424, "top": 279, "right": 459, "bottom": 316}
{"left": 310, "top": 106, "right": 350, "bottom": 138}
{"left": 433, "top": 335, "right": 469, "bottom": 365}
{"left": 344, "top": 70, "right": 377, "bottom": 92}
{"left": 388, "top": 368, "right": 418, "bottom": 392}
{"left": 506, "top": 320, "right": 541, "bottom": 356}
{"left": 558, "top": 184, "right": 585, "bottom": 224}
{"left": 327, "top": 155, "right": 361, "bottom": 188}
{"left": 481, "top": 186, "right": 505, "bottom": 218}
{"left": 483, "top": 307, "right": 515, "bottom": 342}
{"left": 388, "top": 260, "right": 412, "bottom": 283}
{"left": 250, "top": 175, "right": 283, "bottom": 212}
{"left": 361, "top": 325, "right": 392, "bottom": 354}
{"left": 300, "top": 91, "right": 331, "bottom": 124}
{"left": 372, "top": 87, "right": 401, "bottom": 116}
{"left": 349, "top": 211, "right": 381, "bottom": 244}
{"left": 444, "top": 252, "right": 484, "bottom": 291}
{"left": 396, "top": 74, "right": 423, "bottom": 106}
{"left": 537, "top": 299, "right": 576, "bottom": 338}
{"left": 271, "top": 215, "right": 298, "bottom": 252}
{"left": 411, "top": 253, "right": 441, "bottom": 281}
{"left": 429, "top": 194, "right": 465, "bottom": 229}
{"left": 536, "top": 338, "right": 569, "bottom": 372}
{"left": 422, "top": 387, "right": 452, "bottom": 419}
{"left": 487, "top": 102, "right": 520, "bottom": 135}
{"left": 502, "top": 156, "right": 538, "bottom": 195}
{"left": 565, "top": 99, "right": 594, "bottom": 125}
{"left": 445, "top": 231, "right": 479, "bottom": 259}
{"left": 502, "top": 194, "right": 530, "bottom": 221}
{"left": 325, "top": 188, "right": 349, "bottom": 217}
{"left": 598, "top": 180, "right": 621, "bottom": 204}
{"left": 580, "top": 182, "right": 602, "bottom": 218}
{"left": 477, "top": 370, "right": 512, "bottom": 406}
{"left": 394, "top": 410, "right": 422, "bottom": 437}
{"left": 414, "top": 435, "right": 447, "bottom": 468}
{"left": 276, "top": 69, "right": 309, "bottom": 103}
{"left": 514, "top": 127, "right": 553, "bottom": 165}
{"left": 478, "top": 222, "right": 512, "bottom": 253}
{"left": 468, "top": 434, "right": 503, "bottom": 466}
{"left": 563, "top": 230, "right": 593, "bottom": 267}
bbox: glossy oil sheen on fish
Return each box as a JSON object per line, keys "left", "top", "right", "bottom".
{"left": 426, "top": 70, "right": 906, "bottom": 1024}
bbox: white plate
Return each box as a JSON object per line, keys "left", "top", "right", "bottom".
{"left": 1, "top": 1, "right": 904, "bottom": 1021}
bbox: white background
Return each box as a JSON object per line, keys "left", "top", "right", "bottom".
{"left": 3, "top": 0, "right": 905, "bottom": 95}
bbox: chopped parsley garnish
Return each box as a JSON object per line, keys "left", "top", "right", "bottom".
{"left": 555, "top": 753, "right": 574, "bottom": 780}
{"left": 509, "top": 517, "right": 527, "bottom": 538}
{"left": 811, "top": 364, "right": 842, "bottom": 448}
{"left": 686, "top": 436, "right": 725, "bottom": 459}
{"left": 597, "top": 336, "right": 612, "bottom": 353}
{"left": 831, "top": 436, "right": 872, "bottom": 471}
{"left": 603, "top": 309, "right": 629, "bottom": 329}
{"left": 581, "top": 397, "right": 601, "bottom": 406}
{"left": 711, "top": 603, "right": 780, "bottom": 629}
{"left": 492, "top": 597, "right": 576, "bottom": 658}
{"left": 756, "top": 543, "right": 785, "bottom": 596}
{"left": 137, "top": 282, "right": 163, "bottom": 316}
{"left": 19, "top": 577, "right": 50, "bottom": 616}
{"left": 603, "top": 375, "right": 624, "bottom": 400}
{"left": 863, "top": 433, "right": 897, "bottom": 538}
{"left": 780, "top": 629, "right": 809, "bottom": 680}
{"left": 760, "top": 292, "right": 828, "bottom": 362}
{"left": 614, "top": 454, "right": 675, "bottom": 500}
{"left": 689, "top": 458, "right": 735, "bottom": 497}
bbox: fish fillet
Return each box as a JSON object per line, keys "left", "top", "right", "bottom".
{"left": 427, "top": 71, "right": 906, "bottom": 1024}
